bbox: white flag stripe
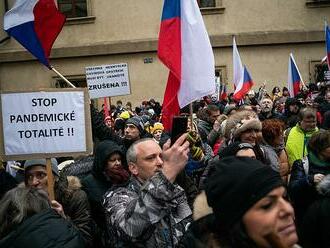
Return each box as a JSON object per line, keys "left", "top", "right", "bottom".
{"left": 179, "top": 0, "right": 215, "bottom": 108}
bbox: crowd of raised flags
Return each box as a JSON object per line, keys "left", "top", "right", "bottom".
{"left": 1, "top": 1, "right": 330, "bottom": 248}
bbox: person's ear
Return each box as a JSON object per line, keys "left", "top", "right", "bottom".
{"left": 128, "top": 162, "right": 138, "bottom": 176}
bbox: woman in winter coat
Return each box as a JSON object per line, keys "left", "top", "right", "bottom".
{"left": 0, "top": 187, "right": 85, "bottom": 248}
{"left": 81, "top": 140, "right": 129, "bottom": 246}
{"left": 180, "top": 157, "right": 300, "bottom": 248}
{"left": 223, "top": 110, "right": 280, "bottom": 172}
{"left": 262, "top": 119, "right": 290, "bottom": 183}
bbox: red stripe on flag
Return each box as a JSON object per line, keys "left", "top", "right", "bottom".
{"left": 161, "top": 72, "right": 180, "bottom": 131}
{"left": 34, "top": 0, "right": 66, "bottom": 63}
{"left": 158, "top": 18, "right": 181, "bottom": 80}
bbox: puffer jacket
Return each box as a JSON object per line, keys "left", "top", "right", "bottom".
{"left": 0, "top": 209, "right": 85, "bottom": 248}
{"left": 103, "top": 171, "right": 192, "bottom": 248}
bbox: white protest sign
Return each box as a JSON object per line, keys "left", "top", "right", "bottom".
{"left": 1, "top": 91, "right": 87, "bottom": 155}
{"left": 86, "top": 63, "right": 130, "bottom": 99}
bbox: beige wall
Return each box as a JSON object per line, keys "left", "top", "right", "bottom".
{"left": 0, "top": 0, "right": 329, "bottom": 108}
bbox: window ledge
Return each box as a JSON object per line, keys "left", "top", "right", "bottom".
{"left": 200, "top": 6, "right": 225, "bottom": 15}
{"left": 64, "top": 16, "right": 96, "bottom": 25}
{"left": 306, "top": 1, "right": 330, "bottom": 8}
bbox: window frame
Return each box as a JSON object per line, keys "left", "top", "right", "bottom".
{"left": 56, "top": 0, "right": 95, "bottom": 25}
{"left": 198, "top": 0, "right": 225, "bottom": 15}
{"left": 306, "top": 0, "right": 330, "bottom": 8}
{"left": 309, "top": 60, "right": 329, "bottom": 83}
{"left": 215, "top": 65, "right": 228, "bottom": 84}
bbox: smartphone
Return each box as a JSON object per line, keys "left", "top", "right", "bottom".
{"left": 171, "top": 116, "right": 188, "bottom": 146}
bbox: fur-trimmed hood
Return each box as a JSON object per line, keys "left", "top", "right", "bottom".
{"left": 224, "top": 110, "right": 261, "bottom": 141}
{"left": 193, "top": 191, "right": 213, "bottom": 221}
{"left": 67, "top": 176, "right": 82, "bottom": 191}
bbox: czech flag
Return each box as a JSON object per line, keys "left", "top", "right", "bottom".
{"left": 232, "top": 37, "right": 254, "bottom": 102}
{"left": 288, "top": 53, "right": 302, "bottom": 97}
{"left": 4, "top": 0, "right": 66, "bottom": 68}
{"left": 233, "top": 66, "right": 254, "bottom": 102}
{"left": 158, "top": 0, "right": 215, "bottom": 130}
{"left": 326, "top": 24, "right": 330, "bottom": 70}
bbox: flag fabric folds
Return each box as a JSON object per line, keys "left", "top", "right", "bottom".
{"left": 4, "top": 0, "right": 66, "bottom": 68}
{"left": 288, "top": 53, "right": 302, "bottom": 97}
{"left": 232, "top": 37, "right": 254, "bottom": 102}
{"left": 326, "top": 24, "right": 330, "bottom": 70}
{"left": 158, "top": 0, "right": 215, "bottom": 130}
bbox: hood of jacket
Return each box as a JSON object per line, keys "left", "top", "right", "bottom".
{"left": 92, "top": 140, "right": 125, "bottom": 181}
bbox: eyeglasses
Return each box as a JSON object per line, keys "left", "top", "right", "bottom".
{"left": 26, "top": 172, "right": 47, "bottom": 182}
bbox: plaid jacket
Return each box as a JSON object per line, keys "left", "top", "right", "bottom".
{"left": 103, "top": 171, "right": 192, "bottom": 247}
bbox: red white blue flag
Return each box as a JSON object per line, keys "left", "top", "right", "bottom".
{"left": 158, "top": 0, "right": 215, "bottom": 130}
{"left": 232, "top": 36, "right": 254, "bottom": 102}
{"left": 4, "top": 0, "right": 66, "bottom": 68}
{"left": 326, "top": 24, "right": 330, "bottom": 70}
{"left": 288, "top": 53, "right": 302, "bottom": 97}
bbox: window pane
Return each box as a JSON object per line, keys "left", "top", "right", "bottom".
{"left": 199, "top": 0, "right": 215, "bottom": 7}
{"left": 58, "top": 0, "right": 87, "bottom": 18}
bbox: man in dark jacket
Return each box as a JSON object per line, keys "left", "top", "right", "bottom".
{"left": 103, "top": 135, "right": 192, "bottom": 247}
{"left": 197, "top": 104, "right": 220, "bottom": 147}
{"left": 258, "top": 96, "right": 282, "bottom": 121}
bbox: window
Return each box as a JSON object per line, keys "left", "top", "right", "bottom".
{"left": 215, "top": 66, "right": 227, "bottom": 84}
{"left": 198, "top": 0, "right": 216, "bottom": 8}
{"left": 309, "top": 60, "right": 328, "bottom": 83}
{"left": 306, "top": 0, "right": 330, "bottom": 8}
{"left": 54, "top": 76, "right": 86, "bottom": 88}
{"left": 197, "top": 0, "right": 225, "bottom": 15}
{"left": 58, "top": 0, "right": 88, "bottom": 18}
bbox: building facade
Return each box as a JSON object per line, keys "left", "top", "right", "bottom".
{"left": 0, "top": 0, "right": 329, "bottom": 107}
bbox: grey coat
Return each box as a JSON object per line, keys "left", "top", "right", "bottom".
{"left": 103, "top": 171, "right": 192, "bottom": 247}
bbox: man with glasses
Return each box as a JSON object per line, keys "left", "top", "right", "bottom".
{"left": 24, "top": 159, "right": 93, "bottom": 247}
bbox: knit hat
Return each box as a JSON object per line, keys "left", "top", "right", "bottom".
{"left": 218, "top": 142, "right": 254, "bottom": 158}
{"left": 205, "top": 156, "right": 282, "bottom": 231}
{"left": 224, "top": 110, "right": 262, "bottom": 142}
{"left": 126, "top": 116, "right": 145, "bottom": 134}
{"left": 24, "top": 158, "right": 59, "bottom": 177}
{"left": 152, "top": 122, "right": 164, "bottom": 134}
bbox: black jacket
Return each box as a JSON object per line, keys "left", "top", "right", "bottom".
{"left": 0, "top": 169, "right": 17, "bottom": 200}
{"left": 0, "top": 209, "right": 85, "bottom": 248}
{"left": 81, "top": 140, "right": 126, "bottom": 230}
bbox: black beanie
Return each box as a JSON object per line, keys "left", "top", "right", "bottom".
{"left": 218, "top": 142, "right": 254, "bottom": 158}
{"left": 205, "top": 156, "right": 283, "bottom": 231}
{"left": 126, "top": 116, "right": 145, "bottom": 134}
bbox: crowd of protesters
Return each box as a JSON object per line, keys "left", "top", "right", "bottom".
{"left": 1, "top": 80, "right": 330, "bottom": 248}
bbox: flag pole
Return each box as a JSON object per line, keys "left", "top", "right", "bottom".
{"left": 45, "top": 158, "right": 55, "bottom": 201}
{"left": 50, "top": 66, "right": 76, "bottom": 88}
{"left": 189, "top": 103, "right": 194, "bottom": 131}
